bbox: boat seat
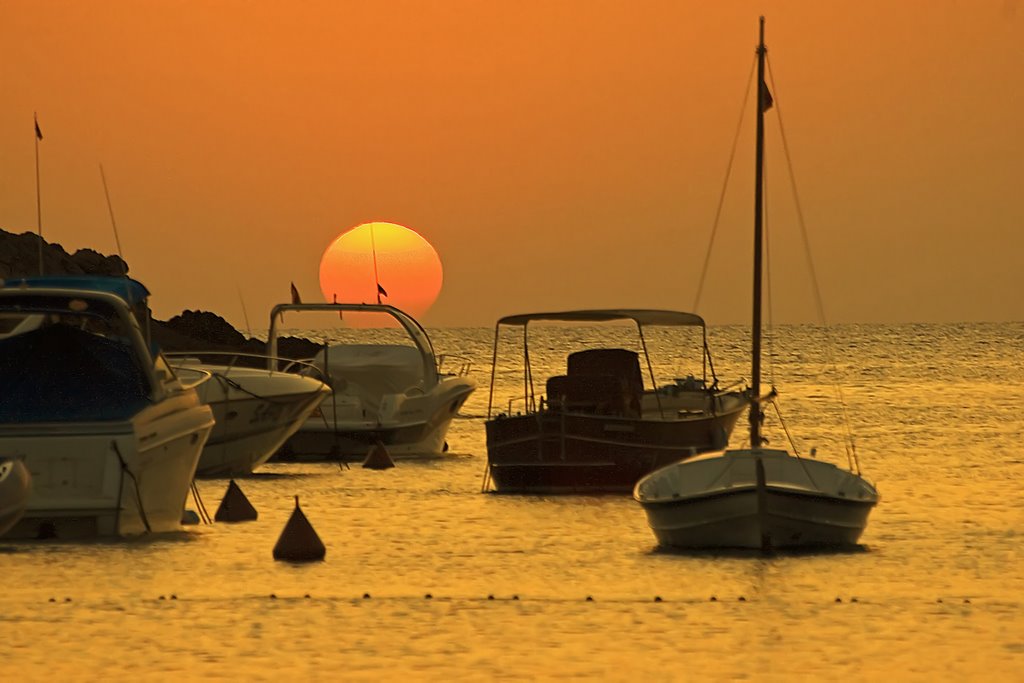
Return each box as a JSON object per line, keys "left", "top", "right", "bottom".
{"left": 559, "top": 348, "right": 643, "bottom": 417}
{"left": 546, "top": 374, "right": 639, "bottom": 416}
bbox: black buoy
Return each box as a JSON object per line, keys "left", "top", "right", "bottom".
{"left": 215, "top": 479, "right": 259, "bottom": 523}
{"left": 273, "top": 496, "right": 326, "bottom": 562}
{"left": 362, "top": 441, "right": 395, "bottom": 470}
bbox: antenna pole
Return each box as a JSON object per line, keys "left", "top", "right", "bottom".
{"left": 370, "top": 223, "right": 382, "bottom": 304}
{"left": 100, "top": 164, "right": 127, "bottom": 275}
{"left": 34, "top": 113, "right": 44, "bottom": 275}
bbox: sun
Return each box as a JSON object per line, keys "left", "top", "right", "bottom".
{"left": 318, "top": 221, "right": 443, "bottom": 322}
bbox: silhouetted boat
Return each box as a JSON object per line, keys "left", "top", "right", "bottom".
{"left": 269, "top": 303, "right": 476, "bottom": 461}
{"left": 634, "top": 18, "right": 879, "bottom": 550}
{"left": 0, "top": 276, "right": 214, "bottom": 538}
{"left": 483, "top": 309, "right": 749, "bottom": 493}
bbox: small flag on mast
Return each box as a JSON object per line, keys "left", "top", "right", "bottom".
{"left": 34, "top": 114, "right": 43, "bottom": 141}
{"left": 290, "top": 282, "right": 302, "bottom": 305}
{"left": 759, "top": 80, "right": 773, "bottom": 112}
{"left": 377, "top": 283, "right": 387, "bottom": 298}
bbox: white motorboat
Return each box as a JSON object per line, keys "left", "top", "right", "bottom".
{"left": 269, "top": 303, "right": 476, "bottom": 461}
{"left": 0, "top": 457, "right": 32, "bottom": 536}
{"left": 0, "top": 276, "right": 214, "bottom": 539}
{"left": 167, "top": 353, "right": 331, "bottom": 477}
{"left": 634, "top": 18, "right": 878, "bottom": 551}
{"left": 635, "top": 449, "right": 877, "bottom": 549}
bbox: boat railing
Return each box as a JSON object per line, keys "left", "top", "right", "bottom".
{"left": 504, "top": 395, "right": 532, "bottom": 417}
{"left": 712, "top": 379, "right": 748, "bottom": 397}
{"left": 437, "top": 353, "right": 473, "bottom": 377}
{"left": 165, "top": 351, "right": 328, "bottom": 382}
{"left": 170, "top": 364, "right": 214, "bottom": 391}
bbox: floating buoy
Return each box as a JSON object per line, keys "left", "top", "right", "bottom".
{"left": 181, "top": 509, "right": 201, "bottom": 525}
{"left": 362, "top": 441, "right": 395, "bottom": 470}
{"left": 215, "top": 479, "right": 258, "bottom": 523}
{"left": 272, "top": 496, "right": 326, "bottom": 562}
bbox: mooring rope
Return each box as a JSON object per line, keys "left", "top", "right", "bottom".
{"left": 191, "top": 481, "right": 212, "bottom": 525}
{"left": 212, "top": 372, "right": 324, "bottom": 405}
{"left": 112, "top": 440, "right": 151, "bottom": 534}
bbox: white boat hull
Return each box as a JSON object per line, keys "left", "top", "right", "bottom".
{"left": 1, "top": 395, "right": 213, "bottom": 539}
{"left": 635, "top": 449, "right": 878, "bottom": 550}
{"left": 0, "top": 458, "right": 32, "bottom": 536}
{"left": 188, "top": 366, "right": 330, "bottom": 477}
{"left": 277, "top": 378, "right": 475, "bottom": 461}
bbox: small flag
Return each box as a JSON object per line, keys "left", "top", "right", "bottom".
{"left": 759, "top": 80, "right": 773, "bottom": 112}
{"left": 377, "top": 283, "right": 388, "bottom": 298}
{"left": 34, "top": 114, "right": 43, "bottom": 141}
{"left": 290, "top": 282, "right": 302, "bottom": 305}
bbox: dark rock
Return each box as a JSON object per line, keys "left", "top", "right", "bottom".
{"left": 70, "top": 248, "right": 127, "bottom": 277}
{"left": 165, "top": 310, "right": 248, "bottom": 348}
{"left": 1, "top": 228, "right": 317, "bottom": 359}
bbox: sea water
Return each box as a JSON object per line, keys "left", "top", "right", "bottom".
{"left": 1, "top": 322, "right": 1022, "bottom": 681}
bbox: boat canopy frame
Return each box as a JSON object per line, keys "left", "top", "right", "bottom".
{"left": 267, "top": 302, "right": 440, "bottom": 389}
{"left": 486, "top": 308, "right": 718, "bottom": 420}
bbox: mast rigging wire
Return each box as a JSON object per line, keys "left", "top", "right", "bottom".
{"left": 691, "top": 55, "right": 757, "bottom": 313}
{"left": 766, "top": 56, "right": 860, "bottom": 474}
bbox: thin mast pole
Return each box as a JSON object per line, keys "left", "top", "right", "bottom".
{"left": 34, "top": 113, "right": 44, "bottom": 275}
{"left": 370, "top": 223, "right": 382, "bottom": 304}
{"left": 99, "top": 164, "right": 127, "bottom": 275}
{"left": 750, "top": 16, "right": 767, "bottom": 449}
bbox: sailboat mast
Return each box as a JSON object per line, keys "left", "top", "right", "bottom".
{"left": 750, "top": 16, "right": 767, "bottom": 449}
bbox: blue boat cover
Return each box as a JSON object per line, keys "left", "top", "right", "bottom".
{"left": 1, "top": 276, "right": 150, "bottom": 306}
{"left": 0, "top": 323, "right": 152, "bottom": 423}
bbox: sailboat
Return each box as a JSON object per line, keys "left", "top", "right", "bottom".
{"left": 634, "top": 18, "right": 879, "bottom": 550}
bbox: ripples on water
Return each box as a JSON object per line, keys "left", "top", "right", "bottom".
{"left": 2, "top": 322, "right": 1022, "bottom": 680}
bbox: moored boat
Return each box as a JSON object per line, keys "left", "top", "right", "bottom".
{"left": 484, "top": 309, "right": 749, "bottom": 493}
{"left": 0, "top": 276, "right": 214, "bottom": 538}
{"left": 167, "top": 353, "right": 330, "bottom": 477}
{"left": 634, "top": 18, "right": 879, "bottom": 550}
{"left": 269, "top": 302, "right": 476, "bottom": 461}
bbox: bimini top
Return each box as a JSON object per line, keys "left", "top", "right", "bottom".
{"left": 1, "top": 275, "right": 150, "bottom": 306}
{"left": 496, "top": 309, "right": 706, "bottom": 328}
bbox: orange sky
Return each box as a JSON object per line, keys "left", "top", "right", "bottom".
{"left": 1, "top": 1, "right": 1021, "bottom": 328}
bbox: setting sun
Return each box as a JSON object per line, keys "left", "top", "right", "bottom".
{"left": 318, "top": 221, "right": 443, "bottom": 322}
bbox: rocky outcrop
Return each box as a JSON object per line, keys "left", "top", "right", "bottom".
{"left": 1, "top": 228, "right": 318, "bottom": 358}
{"left": 0, "top": 230, "right": 128, "bottom": 279}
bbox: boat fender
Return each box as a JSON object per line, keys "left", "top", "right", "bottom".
{"left": 181, "top": 510, "right": 201, "bottom": 525}
{"left": 272, "top": 495, "right": 326, "bottom": 562}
